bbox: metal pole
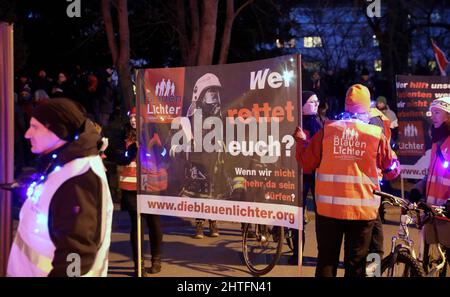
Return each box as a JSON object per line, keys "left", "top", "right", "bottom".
{"left": 136, "top": 70, "right": 143, "bottom": 277}
{"left": 0, "top": 22, "right": 14, "bottom": 277}
{"left": 297, "top": 54, "right": 303, "bottom": 277}
{"left": 137, "top": 210, "right": 142, "bottom": 277}
{"left": 400, "top": 174, "right": 405, "bottom": 199}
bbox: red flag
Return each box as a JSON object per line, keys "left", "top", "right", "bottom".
{"left": 431, "top": 39, "right": 448, "bottom": 76}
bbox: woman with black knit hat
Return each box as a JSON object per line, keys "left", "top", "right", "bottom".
{"left": 289, "top": 91, "right": 323, "bottom": 265}
{"left": 7, "top": 98, "right": 113, "bottom": 277}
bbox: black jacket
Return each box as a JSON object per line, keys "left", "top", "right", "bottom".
{"left": 34, "top": 120, "right": 103, "bottom": 276}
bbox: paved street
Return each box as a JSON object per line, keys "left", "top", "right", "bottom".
{"left": 107, "top": 202, "right": 421, "bottom": 277}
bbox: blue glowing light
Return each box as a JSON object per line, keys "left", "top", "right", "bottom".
{"left": 390, "top": 161, "right": 398, "bottom": 170}
{"left": 36, "top": 213, "right": 47, "bottom": 225}
{"left": 52, "top": 154, "right": 57, "bottom": 159}
{"left": 74, "top": 135, "right": 79, "bottom": 140}
{"left": 161, "top": 148, "right": 167, "bottom": 157}
{"left": 145, "top": 153, "right": 151, "bottom": 157}
{"left": 54, "top": 166, "right": 61, "bottom": 172}
{"left": 125, "top": 151, "right": 129, "bottom": 157}
{"left": 444, "top": 161, "right": 449, "bottom": 169}
{"left": 40, "top": 175, "right": 45, "bottom": 181}
{"left": 282, "top": 70, "right": 294, "bottom": 84}
{"left": 27, "top": 182, "right": 37, "bottom": 198}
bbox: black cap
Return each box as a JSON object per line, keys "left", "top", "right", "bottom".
{"left": 302, "top": 91, "right": 317, "bottom": 106}
{"left": 32, "top": 98, "right": 87, "bottom": 141}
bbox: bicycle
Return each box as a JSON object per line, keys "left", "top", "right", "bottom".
{"left": 241, "top": 223, "right": 295, "bottom": 276}
{"left": 371, "top": 190, "right": 449, "bottom": 277}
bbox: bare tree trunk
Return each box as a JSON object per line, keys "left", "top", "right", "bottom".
{"left": 175, "top": 0, "right": 200, "bottom": 66}
{"left": 218, "top": 0, "right": 254, "bottom": 64}
{"left": 197, "top": 0, "right": 218, "bottom": 65}
{"left": 176, "top": 0, "right": 190, "bottom": 65}
{"left": 117, "top": 0, "right": 133, "bottom": 112}
{"left": 218, "top": 0, "right": 234, "bottom": 64}
{"left": 101, "top": 0, "right": 118, "bottom": 65}
{"left": 189, "top": 0, "right": 200, "bottom": 65}
{"left": 102, "top": 0, "right": 133, "bottom": 112}
{"left": 175, "top": 0, "right": 254, "bottom": 66}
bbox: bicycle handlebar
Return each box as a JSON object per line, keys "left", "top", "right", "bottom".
{"left": 374, "top": 190, "right": 443, "bottom": 216}
{"left": 374, "top": 190, "right": 400, "bottom": 202}
{"left": 374, "top": 190, "right": 409, "bottom": 208}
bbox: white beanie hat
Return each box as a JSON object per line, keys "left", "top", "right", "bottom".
{"left": 430, "top": 97, "right": 450, "bottom": 114}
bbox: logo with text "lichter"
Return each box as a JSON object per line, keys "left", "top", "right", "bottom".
{"left": 333, "top": 128, "right": 368, "bottom": 159}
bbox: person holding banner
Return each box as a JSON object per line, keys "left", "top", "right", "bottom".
{"left": 290, "top": 91, "right": 322, "bottom": 265}
{"left": 294, "top": 84, "right": 400, "bottom": 277}
{"left": 7, "top": 98, "right": 113, "bottom": 277}
{"left": 117, "top": 107, "right": 164, "bottom": 276}
{"left": 409, "top": 97, "right": 450, "bottom": 205}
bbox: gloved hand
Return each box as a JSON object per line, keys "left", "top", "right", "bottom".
{"left": 408, "top": 188, "right": 422, "bottom": 203}
{"left": 382, "top": 159, "right": 400, "bottom": 181}
{"left": 100, "top": 137, "right": 109, "bottom": 152}
{"left": 292, "top": 126, "right": 307, "bottom": 142}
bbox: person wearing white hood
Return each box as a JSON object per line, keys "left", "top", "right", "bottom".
{"left": 290, "top": 91, "right": 323, "bottom": 265}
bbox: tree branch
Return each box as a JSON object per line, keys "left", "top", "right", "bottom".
{"left": 189, "top": 0, "right": 200, "bottom": 65}
{"left": 117, "top": 0, "right": 130, "bottom": 64}
{"left": 101, "top": 0, "right": 119, "bottom": 65}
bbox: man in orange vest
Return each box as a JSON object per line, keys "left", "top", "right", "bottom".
{"left": 294, "top": 84, "right": 400, "bottom": 277}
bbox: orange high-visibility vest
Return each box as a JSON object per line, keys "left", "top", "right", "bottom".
{"left": 119, "top": 139, "right": 137, "bottom": 191}
{"left": 315, "top": 120, "right": 382, "bottom": 220}
{"left": 369, "top": 108, "right": 391, "bottom": 141}
{"left": 141, "top": 149, "right": 168, "bottom": 192}
{"left": 141, "top": 168, "right": 168, "bottom": 192}
{"left": 426, "top": 136, "right": 450, "bottom": 206}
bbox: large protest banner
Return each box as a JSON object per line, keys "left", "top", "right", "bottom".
{"left": 135, "top": 55, "right": 301, "bottom": 229}
{"left": 396, "top": 75, "right": 450, "bottom": 179}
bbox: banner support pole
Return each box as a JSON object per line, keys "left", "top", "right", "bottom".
{"left": 296, "top": 54, "right": 303, "bottom": 277}
{"left": 137, "top": 210, "right": 142, "bottom": 277}
{"left": 400, "top": 174, "right": 405, "bottom": 199}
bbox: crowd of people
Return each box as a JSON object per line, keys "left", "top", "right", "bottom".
{"left": 14, "top": 67, "right": 120, "bottom": 172}
{"left": 5, "top": 65, "right": 449, "bottom": 277}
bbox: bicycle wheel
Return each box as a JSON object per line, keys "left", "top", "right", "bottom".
{"left": 423, "top": 243, "right": 448, "bottom": 277}
{"left": 242, "top": 224, "right": 284, "bottom": 276}
{"left": 381, "top": 250, "right": 425, "bottom": 277}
